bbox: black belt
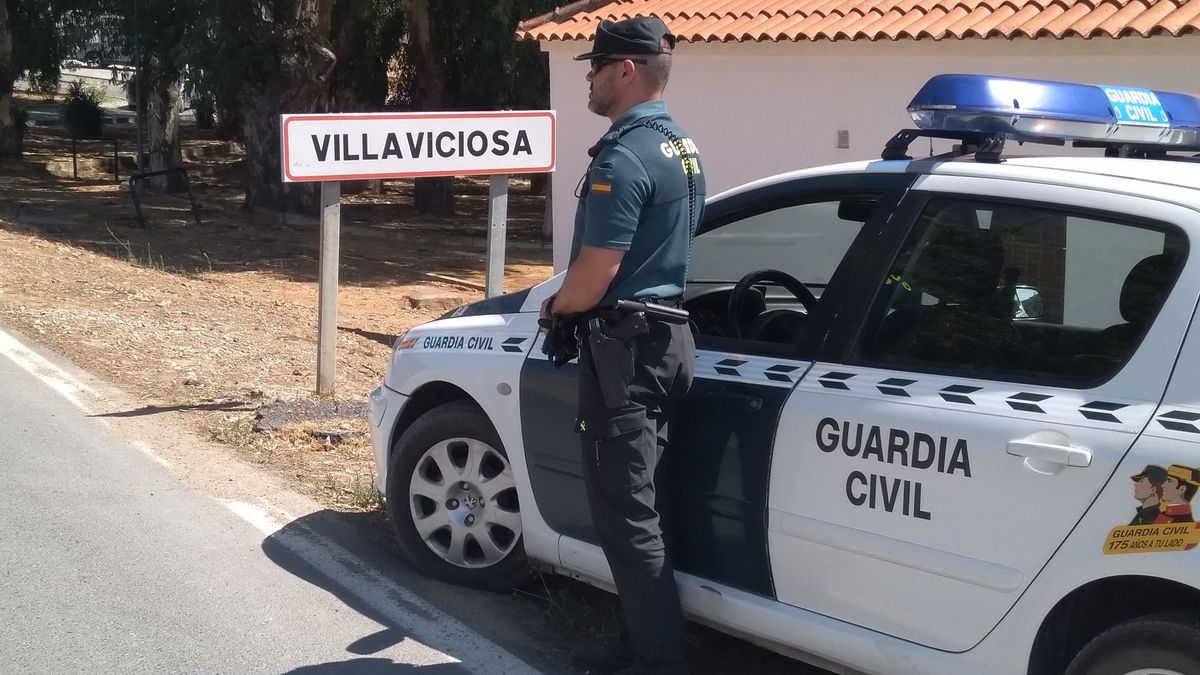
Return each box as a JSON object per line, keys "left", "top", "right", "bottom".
{"left": 633, "top": 295, "right": 683, "bottom": 309}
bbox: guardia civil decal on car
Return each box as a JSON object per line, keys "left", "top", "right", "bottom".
{"left": 370, "top": 74, "right": 1200, "bottom": 675}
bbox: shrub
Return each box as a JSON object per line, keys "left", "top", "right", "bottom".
{"left": 63, "top": 80, "right": 105, "bottom": 138}
{"left": 27, "top": 71, "right": 60, "bottom": 100}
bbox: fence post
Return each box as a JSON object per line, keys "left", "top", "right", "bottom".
{"left": 72, "top": 137, "right": 78, "bottom": 179}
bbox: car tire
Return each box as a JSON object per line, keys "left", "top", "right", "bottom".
{"left": 1065, "top": 612, "right": 1200, "bottom": 675}
{"left": 385, "top": 399, "right": 529, "bottom": 591}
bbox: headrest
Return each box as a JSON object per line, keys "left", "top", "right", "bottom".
{"left": 911, "top": 223, "right": 1005, "bottom": 304}
{"left": 1120, "top": 253, "right": 1179, "bottom": 325}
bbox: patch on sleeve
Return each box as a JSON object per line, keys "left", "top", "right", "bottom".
{"left": 590, "top": 181, "right": 612, "bottom": 194}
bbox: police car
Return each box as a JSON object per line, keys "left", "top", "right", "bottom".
{"left": 369, "top": 74, "right": 1200, "bottom": 675}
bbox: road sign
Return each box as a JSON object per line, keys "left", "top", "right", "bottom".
{"left": 280, "top": 111, "right": 556, "bottom": 182}
{"left": 282, "top": 110, "right": 556, "bottom": 395}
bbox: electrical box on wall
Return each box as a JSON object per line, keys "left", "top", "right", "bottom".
{"left": 837, "top": 129, "right": 850, "bottom": 149}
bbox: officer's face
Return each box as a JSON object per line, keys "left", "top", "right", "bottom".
{"left": 1163, "top": 476, "right": 1186, "bottom": 502}
{"left": 1134, "top": 477, "right": 1157, "bottom": 501}
{"left": 586, "top": 58, "right": 621, "bottom": 116}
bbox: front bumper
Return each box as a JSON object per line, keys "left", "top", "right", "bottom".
{"left": 368, "top": 384, "right": 408, "bottom": 493}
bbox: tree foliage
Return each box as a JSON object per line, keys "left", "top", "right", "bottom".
{"left": 428, "top": 0, "right": 555, "bottom": 111}
{"left": 3, "top": 0, "right": 558, "bottom": 209}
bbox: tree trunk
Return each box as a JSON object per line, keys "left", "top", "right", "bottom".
{"left": 0, "top": 0, "right": 18, "bottom": 162}
{"left": 238, "top": 0, "right": 336, "bottom": 214}
{"left": 407, "top": 0, "right": 454, "bottom": 216}
{"left": 146, "top": 71, "right": 185, "bottom": 191}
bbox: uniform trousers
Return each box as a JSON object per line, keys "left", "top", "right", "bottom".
{"left": 577, "top": 317, "right": 695, "bottom": 675}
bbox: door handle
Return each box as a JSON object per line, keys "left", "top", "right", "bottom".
{"left": 1006, "top": 440, "right": 1092, "bottom": 467}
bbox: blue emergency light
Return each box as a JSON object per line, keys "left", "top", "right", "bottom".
{"left": 908, "top": 74, "right": 1200, "bottom": 147}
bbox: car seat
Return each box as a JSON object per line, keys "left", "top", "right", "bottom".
{"left": 885, "top": 222, "right": 1021, "bottom": 370}
{"left": 1098, "top": 253, "right": 1180, "bottom": 358}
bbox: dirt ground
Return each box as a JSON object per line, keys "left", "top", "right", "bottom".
{"left": 1, "top": 101, "right": 554, "bottom": 509}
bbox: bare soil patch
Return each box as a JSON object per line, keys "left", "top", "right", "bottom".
{"left": 1, "top": 108, "right": 553, "bottom": 510}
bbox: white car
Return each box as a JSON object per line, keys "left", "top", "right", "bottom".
{"left": 369, "top": 74, "right": 1200, "bottom": 675}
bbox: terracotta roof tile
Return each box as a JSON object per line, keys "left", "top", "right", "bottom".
{"left": 1158, "top": 0, "right": 1200, "bottom": 31}
{"left": 517, "top": 0, "right": 1200, "bottom": 41}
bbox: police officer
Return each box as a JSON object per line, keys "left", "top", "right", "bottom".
{"left": 543, "top": 15, "right": 704, "bottom": 675}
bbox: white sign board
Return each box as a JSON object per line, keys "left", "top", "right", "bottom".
{"left": 280, "top": 110, "right": 556, "bottom": 182}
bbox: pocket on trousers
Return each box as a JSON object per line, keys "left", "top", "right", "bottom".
{"left": 591, "top": 407, "right": 649, "bottom": 492}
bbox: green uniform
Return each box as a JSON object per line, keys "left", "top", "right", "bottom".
{"left": 570, "top": 99, "right": 706, "bottom": 307}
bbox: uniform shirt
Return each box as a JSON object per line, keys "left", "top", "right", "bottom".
{"left": 570, "top": 100, "right": 706, "bottom": 307}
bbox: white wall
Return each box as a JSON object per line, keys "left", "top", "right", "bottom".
{"left": 544, "top": 35, "right": 1200, "bottom": 270}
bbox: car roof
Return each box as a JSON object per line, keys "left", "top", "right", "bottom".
{"left": 710, "top": 154, "right": 1200, "bottom": 206}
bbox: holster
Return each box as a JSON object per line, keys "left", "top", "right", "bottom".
{"left": 539, "top": 314, "right": 581, "bottom": 367}
{"left": 586, "top": 310, "right": 650, "bottom": 408}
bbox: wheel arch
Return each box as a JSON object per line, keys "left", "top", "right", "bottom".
{"left": 1028, "top": 575, "right": 1200, "bottom": 675}
{"left": 387, "top": 381, "right": 481, "bottom": 460}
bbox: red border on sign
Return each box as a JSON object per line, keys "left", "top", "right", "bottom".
{"left": 282, "top": 111, "right": 556, "bottom": 183}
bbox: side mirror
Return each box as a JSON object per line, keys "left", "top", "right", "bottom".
{"left": 1013, "top": 285, "right": 1044, "bottom": 320}
{"left": 838, "top": 196, "right": 879, "bottom": 223}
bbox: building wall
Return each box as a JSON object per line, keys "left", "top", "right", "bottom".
{"left": 543, "top": 35, "right": 1200, "bottom": 270}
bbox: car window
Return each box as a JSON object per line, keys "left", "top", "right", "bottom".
{"left": 690, "top": 198, "right": 869, "bottom": 288}
{"left": 683, "top": 194, "right": 885, "bottom": 355}
{"left": 854, "top": 197, "right": 1187, "bottom": 386}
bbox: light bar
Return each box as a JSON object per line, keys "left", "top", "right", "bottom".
{"left": 909, "top": 74, "right": 1200, "bottom": 147}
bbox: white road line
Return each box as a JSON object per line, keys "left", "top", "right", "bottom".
{"left": 0, "top": 327, "right": 93, "bottom": 410}
{"left": 223, "top": 499, "right": 542, "bottom": 674}
{"left": 0, "top": 325, "right": 174, "bottom": 468}
{"left": 0, "top": 324, "right": 540, "bottom": 672}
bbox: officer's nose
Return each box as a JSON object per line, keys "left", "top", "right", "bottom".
{"left": 586, "top": 69, "right": 595, "bottom": 83}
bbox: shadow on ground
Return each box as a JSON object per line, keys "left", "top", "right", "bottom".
{"left": 259, "top": 509, "right": 829, "bottom": 675}
{"left": 282, "top": 658, "right": 470, "bottom": 674}
{"left": 90, "top": 400, "right": 259, "bottom": 418}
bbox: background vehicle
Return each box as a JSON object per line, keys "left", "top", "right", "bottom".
{"left": 370, "top": 75, "right": 1200, "bottom": 675}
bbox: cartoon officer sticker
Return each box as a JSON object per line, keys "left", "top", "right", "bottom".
{"left": 1105, "top": 463, "right": 1200, "bottom": 555}
{"left": 1154, "top": 464, "right": 1200, "bottom": 524}
{"left": 1129, "top": 465, "right": 1167, "bottom": 525}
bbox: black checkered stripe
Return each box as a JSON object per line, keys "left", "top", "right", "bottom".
{"left": 802, "top": 366, "right": 1149, "bottom": 428}
{"left": 695, "top": 350, "right": 809, "bottom": 387}
{"left": 500, "top": 337, "right": 528, "bottom": 353}
{"left": 1147, "top": 406, "right": 1200, "bottom": 438}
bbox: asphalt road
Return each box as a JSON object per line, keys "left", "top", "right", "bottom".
{"left": 0, "top": 336, "right": 544, "bottom": 675}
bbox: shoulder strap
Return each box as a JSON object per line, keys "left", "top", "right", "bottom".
{"left": 639, "top": 119, "right": 698, "bottom": 288}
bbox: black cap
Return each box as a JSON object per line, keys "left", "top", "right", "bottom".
{"left": 1132, "top": 465, "right": 1168, "bottom": 483}
{"left": 573, "top": 17, "right": 675, "bottom": 61}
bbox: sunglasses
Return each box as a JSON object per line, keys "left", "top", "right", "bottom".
{"left": 590, "top": 56, "right": 648, "bottom": 74}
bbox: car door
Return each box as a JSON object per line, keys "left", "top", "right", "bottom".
{"left": 520, "top": 171, "right": 915, "bottom": 597}
{"left": 768, "top": 175, "right": 1197, "bottom": 651}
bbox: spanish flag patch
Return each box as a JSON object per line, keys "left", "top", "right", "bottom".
{"left": 591, "top": 181, "right": 612, "bottom": 194}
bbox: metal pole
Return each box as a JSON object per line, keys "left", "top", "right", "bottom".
{"left": 486, "top": 174, "right": 508, "bottom": 298}
{"left": 317, "top": 181, "right": 341, "bottom": 395}
{"left": 72, "top": 137, "right": 78, "bottom": 178}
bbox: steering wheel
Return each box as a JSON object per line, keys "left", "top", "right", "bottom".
{"left": 726, "top": 269, "right": 817, "bottom": 340}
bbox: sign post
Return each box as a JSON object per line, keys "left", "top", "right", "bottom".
{"left": 486, "top": 174, "right": 508, "bottom": 297}
{"left": 280, "top": 110, "right": 556, "bottom": 395}
{"left": 317, "top": 180, "right": 340, "bottom": 395}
